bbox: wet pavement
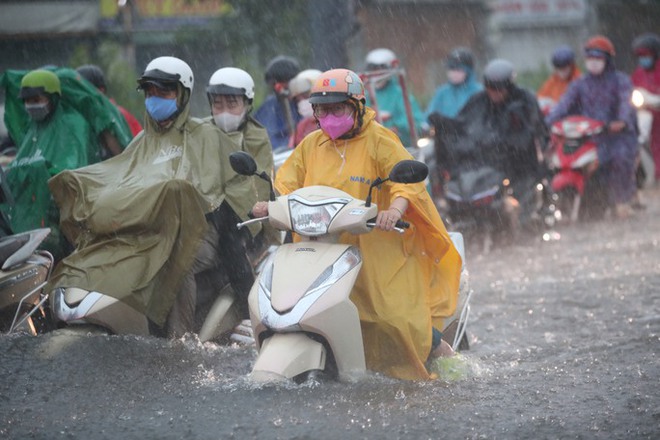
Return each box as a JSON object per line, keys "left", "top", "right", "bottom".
{"left": 1, "top": 187, "right": 659, "bottom": 439}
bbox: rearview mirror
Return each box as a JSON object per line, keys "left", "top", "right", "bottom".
{"left": 229, "top": 151, "right": 258, "bottom": 176}
{"left": 365, "top": 160, "right": 428, "bottom": 207}
{"left": 389, "top": 160, "right": 428, "bottom": 184}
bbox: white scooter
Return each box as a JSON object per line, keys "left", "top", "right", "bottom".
{"left": 632, "top": 87, "right": 658, "bottom": 188}
{"left": 229, "top": 151, "right": 471, "bottom": 383}
{"left": 50, "top": 269, "right": 244, "bottom": 341}
{"left": 49, "top": 217, "right": 261, "bottom": 342}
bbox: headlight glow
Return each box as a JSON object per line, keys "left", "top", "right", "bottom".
{"left": 632, "top": 89, "right": 644, "bottom": 108}
{"left": 289, "top": 198, "right": 346, "bottom": 236}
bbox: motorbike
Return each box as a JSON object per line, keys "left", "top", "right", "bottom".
{"left": 0, "top": 168, "right": 54, "bottom": 335}
{"left": 548, "top": 115, "right": 607, "bottom": 223}
{"left": 443, "top": 165, "right": 514, "bottom": 253}
{"left": 49, "top": 208, "right": 267, "bottom": 342}
{"left": 229, "top": 151, "right": 471, "bottom": 383}
{"left": 428, "top": 113, "right": 524, "bottom": 252}
{"left": 632, "top": 87, "right": 658, "bottom": 188}
{"left": 0, "top": 229, "right": 54, "bottom": 335}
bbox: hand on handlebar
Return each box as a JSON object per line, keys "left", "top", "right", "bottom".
{"left": 607, "top": 120, "right": 626, "bottom": 133}
{"left": 251, "top": 201, "right": 269, "bottom": 218}
{"left": 376, "top": 207, "right": 404, "bottom": 231}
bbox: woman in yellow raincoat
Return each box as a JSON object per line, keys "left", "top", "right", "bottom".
{"left": 252, "top": 68, "right": 462, "bottom": 380}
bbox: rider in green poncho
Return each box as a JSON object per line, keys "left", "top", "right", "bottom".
{"left": 199, "top": 67, "right": 282, "bottom": 327}
{"left": 48, "top": 57, "right": 258, "bottom": 337}
{"left": 0, "top": 67, "right": 132, "bottom": 260}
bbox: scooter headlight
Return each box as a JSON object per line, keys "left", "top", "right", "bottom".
{"left": 304, "top": 247, "right": 361, "bottom": 297}
{"left": 632, "top": 89, "right": 644, "bottom": 108}
{"left": 259, "top": 255, "right": 275, "bottom": 299}
{"left": 288, "top": 197, "right": 347, "bottom": 236}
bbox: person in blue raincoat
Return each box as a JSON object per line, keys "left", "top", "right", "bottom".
{"left": 546, "top": 35, "right": 639, "bottom": 219}
{"left": 253, "top": 55, "right": 301, "bottom": 150}
{"left": 426, "top": 47, "right": 483, "bottom": 119}
{"left": 364, "top": 48, "right": 425, "bottom": 148}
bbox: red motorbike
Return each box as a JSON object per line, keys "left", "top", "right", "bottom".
{"left": 549, "top": 115, "right": 606, "bottom": 222}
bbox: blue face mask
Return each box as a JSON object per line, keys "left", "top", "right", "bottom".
{"left": 639, "top": 56, "right": 655, "bottom": 70}
{"left": 145, "top": 96, "right": 178, "bottom": 122}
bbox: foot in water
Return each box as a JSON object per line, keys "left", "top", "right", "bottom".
{"left": 429, "top": 339, "right": 455, "bottom": 359}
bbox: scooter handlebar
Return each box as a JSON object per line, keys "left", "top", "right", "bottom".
{"left": 366, "top": 219, "right": 410, "bottom": 233}
{"left": 236, "top": 217, "right": 268, "bottom": 230}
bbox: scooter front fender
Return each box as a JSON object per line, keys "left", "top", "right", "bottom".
{"left": 250, "top": 333, "right": 326, "bottom": 382}
{"left": 198, "top": 284, "right": 240, "bottom": 343}
{"left": 52, "top": 287, "right": 150, "bottom": 336}
{"left": 552, "top": 169, "right": 585, "bottom": 194}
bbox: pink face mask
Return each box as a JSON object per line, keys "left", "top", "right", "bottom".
{"left": 318, "top": 113, "right": 354, "bottom": 140}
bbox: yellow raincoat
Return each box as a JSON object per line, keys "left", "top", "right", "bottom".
{"left": 275, "top": 107, "right": 461, "bottom": 380}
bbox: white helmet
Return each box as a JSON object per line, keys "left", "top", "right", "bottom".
{"left": 288, "top": 68, "right": 322, "bottom": 98}
{"left": 365, "top": 48, "right": 399, "bottom": 70}
{"left": 207, "top": 67, "right": 255, "bottom": 101}
{"left": 138, "top": 56, "right": 194, "bottom": 91}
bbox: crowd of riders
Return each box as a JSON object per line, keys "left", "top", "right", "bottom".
{"left": 0, "top": 30, "right": 658, "bottom": 381}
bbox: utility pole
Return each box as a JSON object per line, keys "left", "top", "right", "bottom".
{"left": 309, "top": 0, "right": 354, "bottom": 70}
{"left": 119, "top": 0, "right": 136, "bottom": 70}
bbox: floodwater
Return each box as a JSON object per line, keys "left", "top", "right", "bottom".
{"left": 1, "top": 188, "right": 659, "bottom": 439}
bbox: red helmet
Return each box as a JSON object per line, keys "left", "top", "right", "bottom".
{"left": 584, "top": 35, "right": 616, "bottom": 57}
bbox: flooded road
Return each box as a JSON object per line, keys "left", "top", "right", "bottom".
{"left": 2, "top": 188, "right": 659, "bottom": 439}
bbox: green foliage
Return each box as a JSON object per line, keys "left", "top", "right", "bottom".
{"left": 517, "top": 64, "right": 551, "bottom": 93}
{"left": 68, "top": 41, "right": 142, "bottom": 118}
{"left": 97, "top": 42, "right": 143, "bottom": 118}
{"left": 211, "top": 0, "right": 311, "bottom": 107}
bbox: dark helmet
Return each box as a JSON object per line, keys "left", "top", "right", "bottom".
{"left": 483, "top": 59, "right": 515, "bottom": 89}
{"left": 264, "top": 55, "right": 300, "bottom": 84}
{"left": 632, "top": 33, "right": 660, "bottom": 58}
{"left": 77, "top": 64, "right": 107, "bottom": 90}
{"left": 551, "top": 46, "right": 575, "bottom": 68}
{"left": 446, "top": 47, "right": 475, "bottom": 70}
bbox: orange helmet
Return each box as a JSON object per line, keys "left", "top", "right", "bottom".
{"left": 309, "top": 68, "right": 365, "bottom": 104}
{"left": 584, "top": 35, "right": 616, "bottom": 57}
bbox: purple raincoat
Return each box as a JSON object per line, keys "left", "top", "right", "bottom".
{"left": 546, "top": 62, "right": 638, "bottom": 204}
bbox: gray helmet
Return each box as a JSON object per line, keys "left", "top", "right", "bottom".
{"left": 483, "top": 59, "right": 515, "bottom": 89}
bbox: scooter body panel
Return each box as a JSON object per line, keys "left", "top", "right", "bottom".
{"left": 250, "top": 333, "right": 326, "bottom": 381}
{"left": 52, "top": 288, "right": 150, "bottom": 335}
{"left": 552, "top": 168, "right": 586, "bottom": 194}
{"left": 0, "top": 254, "right": 51, "bottom": 311}
{"left": 0, "top": 229, "right": 53, "bottom": 334}
{"left": 249, "top": 241, "right": 367, "bottom": 379}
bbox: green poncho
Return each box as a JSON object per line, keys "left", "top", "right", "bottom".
{"left": 0, "top": 67, "right": 133, "bottom": 258}
{"left": 1, "top": 67, "right": 132, "bottom": 151}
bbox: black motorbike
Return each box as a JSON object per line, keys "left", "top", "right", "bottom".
{"left": 429, "top": 112, "right": 556, "bottom": 252}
